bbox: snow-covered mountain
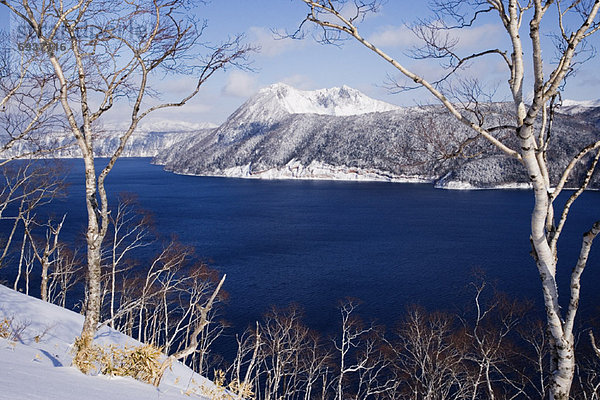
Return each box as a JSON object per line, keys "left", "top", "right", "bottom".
{"left": 1, "top": 128, "right": 214, "bottom": 159}
{"left": 561, "top": 99, "right": 600, "bottom": 114}
{"left": 0, "top": 284, "right": 215, "bottom": 400}
{"left": 156, "top": 84, "right": 600, "bottom": 189}
{"left": 112, "top": 119, "right": 218, "bottom": 133}
{"left": 206, "top": 83, "right": 402, "bottom": 146}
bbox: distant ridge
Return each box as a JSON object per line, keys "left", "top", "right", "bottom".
{"left": 560, "top": 98, "right": 600, "bottom": 115}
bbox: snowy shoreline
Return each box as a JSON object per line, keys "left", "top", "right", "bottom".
{"left": 156, "top": 160, "right": 547, "bottom": 191}
{"left": 161, "top": 159, "right": 434, "bottom": 184}
{"left": 159, "top": 160, "right": 598, "bottom": 192}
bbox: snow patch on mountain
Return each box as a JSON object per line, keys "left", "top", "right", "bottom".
{"left": 435, "top": 174, "right": 533, "bottom": 190}
{"left": 259, "top": 83, "right": 401, "bottom": 116}
{"left": 560, "top": 99, "right": 600, "bottom": 114}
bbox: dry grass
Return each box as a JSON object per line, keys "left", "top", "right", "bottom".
{"left": 0, "top": 316, "right": 30, "bottom": 342}
{"left": 0, "top": 318, "right": 10, "bottom": 339}
{"left": 72, "top": 337, "right": 163, "bottom": 384}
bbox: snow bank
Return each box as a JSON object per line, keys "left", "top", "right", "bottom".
{"left": 0, "top": 285, "right": 214, "bottom": 400}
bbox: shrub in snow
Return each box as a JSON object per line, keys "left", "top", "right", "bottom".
{"left": 71, "top": 336, "right": 163, "bottom": 385}
{"left": 0, "top": 316, "right": 30, "bottom": 342}
{"left": 101, "top": 344, "right": 163, "bottom": 384}
{"left": 0, "top": 318, "right": 10, "bottom": 339}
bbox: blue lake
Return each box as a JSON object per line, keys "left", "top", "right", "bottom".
{"left": 3, "top": 157, "right": 600, "bottom": 332}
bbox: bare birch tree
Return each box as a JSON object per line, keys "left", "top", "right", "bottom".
{"left": 0, "top": 29, "right": 64, "bottom": 162}
{"left": 293, "top": 1, "right": 600, "bottom": 398}
{"left": 0, "top": 36, "right": 69, "bottom": 288}
{"left": 0, "top": 162, "right": 64, "bottom": 267}
{"left": 388, "top": 306, "right": 470, "bottom": 400}
{"left": 332, "top": 300, "right": 379, "bottom": 400}
{"left": 25, "top": 214, "right": 66, "bottom": 301}
{"left": 153, "top": 273, "right": 226, "bottom": 386}
{"left": 47, "top": 245, "right": 82, "bottom": 307}
{"left": 102, "top": 194, "right": 152, "bottom": 328}
{"left": 0, "top": 0, "right": 252, "bottom": 363}
{"left": 253, "top": 305, "right": 334, "bottom": 400}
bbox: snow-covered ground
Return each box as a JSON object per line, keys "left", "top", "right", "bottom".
{"left": 0, "top": 285, "right": 215, "bottom": 400}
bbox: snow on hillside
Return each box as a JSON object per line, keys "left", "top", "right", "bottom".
{"left": 0, "top": 285, "right": 214, "bottom": 400}
{"left": 560, "top": 99, "right": 600, "bottom": 114}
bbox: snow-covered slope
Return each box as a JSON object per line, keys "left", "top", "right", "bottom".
{"left": 0, "top": 285, "right": 214, "bottom": 400}
{"left": 156, "top": 84, "right": 600, "bottom": 189}
{"left": 561, "top": 99, "right": 600, "bottom": 114}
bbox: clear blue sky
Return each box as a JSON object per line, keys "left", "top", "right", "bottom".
{"left": 1, "top": 1, "right": 599, "bottom": 125}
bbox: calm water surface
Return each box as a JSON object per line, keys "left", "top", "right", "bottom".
{"left": 6, "top": 158, "right": 600, "bottom": 332}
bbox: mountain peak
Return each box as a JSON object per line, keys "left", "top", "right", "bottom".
{"left": 210, "top": 83, "right": 402, "bottom": 145}
{"left": 255, "top": 83, "right": 400, "bottom": 117}
{"left": 261, "top": 82, "right": 293, "bottom": 91}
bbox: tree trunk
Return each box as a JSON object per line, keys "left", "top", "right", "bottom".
{"left": 80, "top": 165, "right": 103, "bottom": 345}
{"left": 81, "top": 242, "right": 102, "bottom": 343}
{"left": 40, "top": 260, "right": 48, "bottom": 301}
{"left": 13, "top": 230, "right": 26, "bottom": 291}
{"left": 521, "top": 124, "right": 574, "bottom": 400}
{"left": 550, "top": 343, "right": 575, "bottom": 400}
